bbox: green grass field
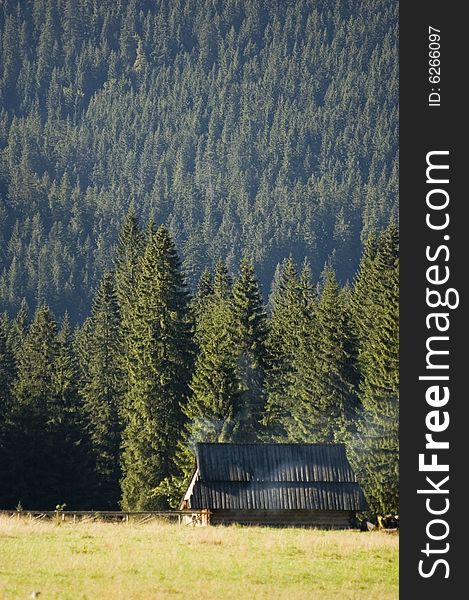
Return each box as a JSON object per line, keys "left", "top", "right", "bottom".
{"left": 0, "top": 516, "right": 398, "bottom": 599}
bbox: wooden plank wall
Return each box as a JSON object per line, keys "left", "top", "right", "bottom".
{"left": 210, "top": 509, "right": 355, "bottom": 528}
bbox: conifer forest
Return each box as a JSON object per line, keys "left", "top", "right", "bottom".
{"left": 0, "top": 0, "right": 399, "bottom": 516}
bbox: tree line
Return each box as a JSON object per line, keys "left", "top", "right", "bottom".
{"left": 0, "top": 211, "right": 398, "bottom": 516}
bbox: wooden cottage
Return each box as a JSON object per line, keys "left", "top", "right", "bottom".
{"left": 180, "top": 443, "right": 368, "bottom": 528}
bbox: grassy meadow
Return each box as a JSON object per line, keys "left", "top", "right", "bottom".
{"left": 0, "top": 516, "right": 398, "bottom": 599}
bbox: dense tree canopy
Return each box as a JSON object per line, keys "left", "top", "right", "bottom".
{"left": 0, "top": 0, "right": 398, "bottom": 322}
{"left": 0, "top": 1, "right": 399, "bottom": 517}
{"left": 0, "top": 220, "right": 398, "bottom": 514}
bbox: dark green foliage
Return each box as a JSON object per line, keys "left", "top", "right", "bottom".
{"left": 54, "top": 313, "right": 77, "bottom": 410}
{"left": 181, "top": 257, "right": 268, "bottom": 449}
{"left": 120, "top": 225, "right": 194, "bottom": 510}
{"left": 0, "top": 315, "right": 15, "bottom": 491}
{"left": 114, "top": 206, "right": 144, "bottom": 330}
{"left": 292, "top": 265, "right": 359, "bottom": 443}
{"left": 349, "top": 231, "right": 379, "bottom": 344}
{"left": 231, "top": 257, "right": 269, "bottom": 441}
{"left": 186, "top": 293, "right": 241, "bottom": 445}
{"left": 0, "top": 0, "right": 398, "bottom": 321}
{"left": 113, "top": 205, "right": 145, "bottom": 403}
{"left": 212, "top": 259, "right": 233, "bottom": 301}
{"left": 0, "top": 1, "right": 399, "bottom": 515}
{"left": 192, "top": 267, "right": 214, "bottom": 315}
{"left": 0, "top": 223, "right": 398, "bottom": 514}
{"left": 168, "top": 259, "right": 268, "bottom": 503}
{"left": 263, "top": 258, "right": 314, "bottom": 438}
{"left": 166, "top": 272, "right": 241, "bottom": 506}
{"left": 12, "top": 304, "right": 60, "bottom": 426}
{"left": 0, "top": 314, "right": 14, "bottom": 415}
{"left": 348, "top": 223, "right": 399, "bottom": 515}
{"left": 77, "top": 273, "right": 123, "bottom": 509}
{"left": 6, "top": 298, "right": 29, "bottom": 358}
{"left": 1, "top": 305, "right": 91, "bottom": 509}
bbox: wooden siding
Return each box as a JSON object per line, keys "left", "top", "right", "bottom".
{"left": 182, "top": 443, "right": 369, "bottom": 519}
{"left": 210, "top": 510, "right": 355, "bottom": 529}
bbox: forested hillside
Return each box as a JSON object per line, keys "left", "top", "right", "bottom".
{"left": 0, "top": 0, "right": 398, "bottom": 321}
{"left": 0, "top": 216, "right": 399, "bottom": 515}
{"left": 0, "top": 0, "right": 399, "bottom": 516}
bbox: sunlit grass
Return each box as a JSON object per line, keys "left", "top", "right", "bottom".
{"left": 0, "top": 516, "right": 398, "bottom": 599}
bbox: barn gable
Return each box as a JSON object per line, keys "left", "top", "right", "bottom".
{"left": 182, "top": 443, "right": 367, "bottom": 526}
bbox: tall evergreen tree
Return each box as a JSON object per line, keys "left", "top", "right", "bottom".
{"left": 114, "top": 205, "right": 144, "bottom": 332}
{"left": 162, "top": 286, "right": 242, "bottom": 505}
{"left": 164, "top": 262, "right": 239, "bottom": 506}
{"left": 263, "top": 258, "right": 313, "bottom": 438}
{"left": 185, "top": 295, "right": 241, "bottom": 444}
{"left": 349, "top": 231, "right": 379, "bottom": 344}
{"left": 120, "top": 225, "right": 193, "bottom": 510}
{"left": 192, "top": 267, "right": 214, "bottom": 316}
{"left": 0, "top": 315, "right": 16, "bottom": 507}
{"left": 212, "top": 258, "right": 232, "bottom": 300}
{"left": 231, "top": 257, "right": 268, "bottom": 441}
{"left": 350, "top": 223, "right": 399, "bottom": 515}
{"left": 7, "top": 298, "right": 29, "bottom": 359}
{"left": 292, "top": 265, "right": 359, "bottom": 442}
{"left": 7, "top": 305, "right": 88, "bottom": 508}
{"left": 78, "top": 273, "right": 123, "bottom": 508}
{"left": 53, "top": 313, "right": 76, "bottom": 415}
{"left": 53, "top": 313, "right": 93, "bottom": 508}
{"left": 0, "top": 304, "right": 25, "bottom": 507}
{"left": 12, "top": 304, "right": 59, "bottom": 426}
{"left": 0, "top": 315, "right": 14, "bottom": 417}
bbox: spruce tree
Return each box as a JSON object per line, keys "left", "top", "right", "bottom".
{"left": 7, "top": 298, "right": 29, "bottom": 359}
{"left": 120, "top": 225, "right": 193, "bottom": 510}
{"left": 164, "top": 262, "right": 239, "bottom": 505}
{"left": 114, "top": 205, "right": 144, "bottom": 333}
{"left": 192, "top": 268, "right": 214, "bottom": 316}
{"left": 52, "top": 313, "right": 93, "bottom": 509}
{"left": 12, "top": 304, "right": 59, "bottom": 424}
{"left": 0, "top": 305, "right": 26, "bottom": 507}
{"left": 212, "top": 258, "right": 232, "bottom": 300}
{"left": 263, "top": 258, "right": 313, "bottom": 438}
{"left": 0, "top": 316, "right": 16, "bottom": 507}
{"left": 6, "top": 305, "right": 86, "bottom": 509}
{"left": 349, "top": 231, "right": 379, "bottom": 344}
{"left": 0, "top": 315, "right": 14, "bottom": 417}
{"left": 231, "top": 257, "right": 268, "bottom": 441}
{"left": 161, "top": 287, "right": 242, "bottom": 506}
{"left": 53, "top": 313, "right": 76, "bottom": 417}
{"left": 292, "top": 265, "right": 359, "bottom": 443}
{"left": 185, "top": 296, "right": 241, "bottom": 444}
{"left": 78, "top": 273, "right": 123, "bottom": 508}
{"left": 350, "top": 223, "right": 399, "bottom": 515}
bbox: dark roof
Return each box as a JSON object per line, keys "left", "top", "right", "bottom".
{"left": 196, "top": 443, "right": 357, "bottom": 483}
{"left": 189, "top": 443, "right": 368, "bottom": 511}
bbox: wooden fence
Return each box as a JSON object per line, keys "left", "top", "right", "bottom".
{"left": 0, "top": 509, "right": 210, "bottom": 526}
